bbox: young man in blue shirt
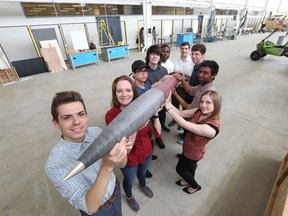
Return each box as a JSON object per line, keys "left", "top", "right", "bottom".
{"left": 45, "top": 91, "right": 129, "bottom": 216}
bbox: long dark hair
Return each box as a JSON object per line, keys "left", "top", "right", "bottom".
{"left": 145, "top": 45, "right": 162, "bottom": 65}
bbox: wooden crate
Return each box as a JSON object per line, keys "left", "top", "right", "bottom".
{"left": 0, "top": 67, "right": 19, "bottom": 84}
{"left": 264, "top": 153, "right": 288, "bottom": 216}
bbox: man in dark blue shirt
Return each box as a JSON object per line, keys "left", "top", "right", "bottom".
{"left": 145, "top": 45, "right": 170, "bottom": 135}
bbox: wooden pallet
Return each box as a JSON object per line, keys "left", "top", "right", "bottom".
{"left": 264, "top": 153, "right": 288, "bottom": 216}
{"left": 0, "top": 67, "right": 20, "bottom": 84}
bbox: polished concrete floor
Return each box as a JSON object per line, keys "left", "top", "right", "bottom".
{"left": 1, "top": 32, "right": 288, "bottom": 216}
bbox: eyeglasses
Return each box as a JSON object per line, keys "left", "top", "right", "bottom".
{"left": 136, "top": 68, "right": 147, "bottom": 74}
{"left": 150, "top": 53, "right": 160, "bottom": 57}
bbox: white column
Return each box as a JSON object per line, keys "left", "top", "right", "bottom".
{"left": 142, "top": 0, "right": 152, "bottom": 52}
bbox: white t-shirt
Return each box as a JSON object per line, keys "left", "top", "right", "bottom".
{"left": 174, "top": 56, "right": 193, "bottom": 77}
{"left": 161, "top": 59, "right": 175, "bottom": 74}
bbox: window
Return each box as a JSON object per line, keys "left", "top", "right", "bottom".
{"left": 22, "top": 3, "right": 194, "bottom": 17}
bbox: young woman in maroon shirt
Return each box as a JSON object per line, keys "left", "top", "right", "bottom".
{"left": 165, "top": 90, "right": 221, "bottom": 194}
{"left": 105, "top": 75, "right": 161, "bottom": 212}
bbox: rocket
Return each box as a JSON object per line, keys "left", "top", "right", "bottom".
{"left": 63, "top": 76, "right": 179, "bottom": 181}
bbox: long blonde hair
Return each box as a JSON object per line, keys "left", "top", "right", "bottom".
{"left": 198, "top": 90, "right": 222, "bottom": 124}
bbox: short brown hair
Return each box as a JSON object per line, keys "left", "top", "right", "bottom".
{"left": 191, "top": 43, "right": 206, "bottom": 55}
{"left": 51, "top": 91, "right": 86, "bottom": 121}
{"left": 111, "top": 75, "right": 138, "bottom": 107}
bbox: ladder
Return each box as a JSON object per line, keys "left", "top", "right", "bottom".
{"left": 98, "top": 19, "right": 115, "bottom": 46}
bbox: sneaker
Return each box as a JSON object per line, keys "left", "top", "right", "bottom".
{"left": 152, "top": 155, "right": 158, "bottom": 160}
{"left": 177, "top": 138, "right": 184, "bottom": 145}
{"left": 146, "top": 170, "right": 153, "bottom": 178}
{"left": 126, "top": 196, "right": 140, "bottom": 212}
{"left": 155, "top": 138, "right": 165, "bottom": 149}
{"left": 139, "top": 185, "right": 154, "bottom": 198}
{"left": 178, "top": 133, "right": 184, "bottom": 139}
{"left": 168, "top": 120, "right": 176, "bottom": 127}
{"left": 162, "top": 125, "right": 170, "bottom": 133}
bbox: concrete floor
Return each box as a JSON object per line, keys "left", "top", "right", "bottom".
{"left": 1, "top": 32, "right": 288, "bottom": 216}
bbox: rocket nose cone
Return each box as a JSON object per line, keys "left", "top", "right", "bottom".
{"left": 63, "top": 161, "right": 85, "bottom": 182}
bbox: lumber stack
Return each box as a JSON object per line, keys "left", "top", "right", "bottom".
{"left": 0, "top": 67, "right": 19, "bottom": 84}
{"left": 264, "top": 153, "right": 288, "bottom": 216}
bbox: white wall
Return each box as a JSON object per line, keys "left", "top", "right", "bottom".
{"left": 0, "top": 2, "right": 203, "bottom": 62}
{"left": 0, "top": 2, "right": 264, "bottom": 63}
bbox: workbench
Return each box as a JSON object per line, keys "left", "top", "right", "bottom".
{"left": 66, "top": 49, "right": 99, "bottom": 70}
{"left": 101, "top": 45, "right": 129, "bottom": 62}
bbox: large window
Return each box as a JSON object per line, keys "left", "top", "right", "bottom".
{"left": 22, "top": 3, "right": 194, "bottom": 17}
{"left": 22, "top": 2, "right": 90, "bottom": 17}
{"left": 215, "top": 9, "right": 237, "bottom": 15}
{"left": 152, "top": 6, "right": 193, "bottom": 15}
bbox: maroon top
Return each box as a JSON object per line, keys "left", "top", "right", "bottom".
{"left": 183, "top": 110, "right": 220, "bottom": 161}
{"left": 105, "top": 105, "right": 152, "bottom": 166}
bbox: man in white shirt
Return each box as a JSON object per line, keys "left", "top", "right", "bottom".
{"left": 169, "top": 42, "right": 193, "bottom": 128}
{"left": 173, "top": 42, "right": 193, "bottom": 80}
{"left": 161, "top": 44, "right": 174, "bottom": 74}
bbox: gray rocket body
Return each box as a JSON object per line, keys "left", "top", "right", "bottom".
{"left": 79, "top": 88, "right": 164, "bottom": 168}
{"left": 63, "top": 76, "right": 179, "bottom": 181}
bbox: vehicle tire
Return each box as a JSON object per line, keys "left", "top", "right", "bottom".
{"left": 262, "top": 53, "right": 267, "bottom": 57}
{"left": 250, "top": 50, "right": 262, "bottom": 61}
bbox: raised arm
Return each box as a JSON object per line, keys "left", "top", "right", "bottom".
{"left": 165, "top": 103, "right": 216, "bottom": 138}
{"left": 164, "top": 100, "right": 196, "bottom": 119}
{"left": 152, "top": 113, "right": 161, "bottom": 135}
{"left": 173, "top": 90, "right": 189, "bottom": 110}
{"left": 86, "top": 137, "right": 127, "bottom": 214}
{"left": 173, "top": 72, "right": 192, "bottom": 95}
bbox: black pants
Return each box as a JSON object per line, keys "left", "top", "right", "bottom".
{"left": 158, "top": 107, "right": 166, "bottom": 127}
{"left": 176, "top": 155, "right": 199, "bottom": 189}
{"left": 171, "top": 86, "right": 193, "bottom": 109}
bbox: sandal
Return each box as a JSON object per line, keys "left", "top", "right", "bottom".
{"left": 175, "top": 179, "right": 189, "bottom": 186}
{"left": 183, "top": 186, "right": 202, "bottom": 194}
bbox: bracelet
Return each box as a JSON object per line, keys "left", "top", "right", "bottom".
{"left": 152, "top": 115, "right": 158, "bottom": 118}
{"left": 167, "top": 108, "right": 173, "bottom": 112}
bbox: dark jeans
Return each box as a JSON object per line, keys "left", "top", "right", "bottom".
{"left": 121, "top": 155, "right": 152, "bottom": 198}
{"left": 176, "top": 155, "right": 199, "bottom": 189}
{"left": 79, "top": 182, "right": 122, "bottom": 216}
{"left": 159, "top": 107, "right": 167, "bottom": 127}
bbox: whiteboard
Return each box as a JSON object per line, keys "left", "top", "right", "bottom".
{"left": 70, "top": 31, "right": 89, "bottom": 50}
{"left": 0, "top": 50, "right": 10, "bottom": 69}
{"left": 163, "top": 20, "right": 172, "bottom": 36}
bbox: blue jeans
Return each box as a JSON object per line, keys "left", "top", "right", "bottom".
{"left": 121, "top": 155, "right": 152, "bottom": 198}
{"left": 80, "top": 182, "right": 122, "bottom": 216}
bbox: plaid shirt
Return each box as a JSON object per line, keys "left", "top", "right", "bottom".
{"left": 45, "top": 127, "right": 116, "bottom": 213}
